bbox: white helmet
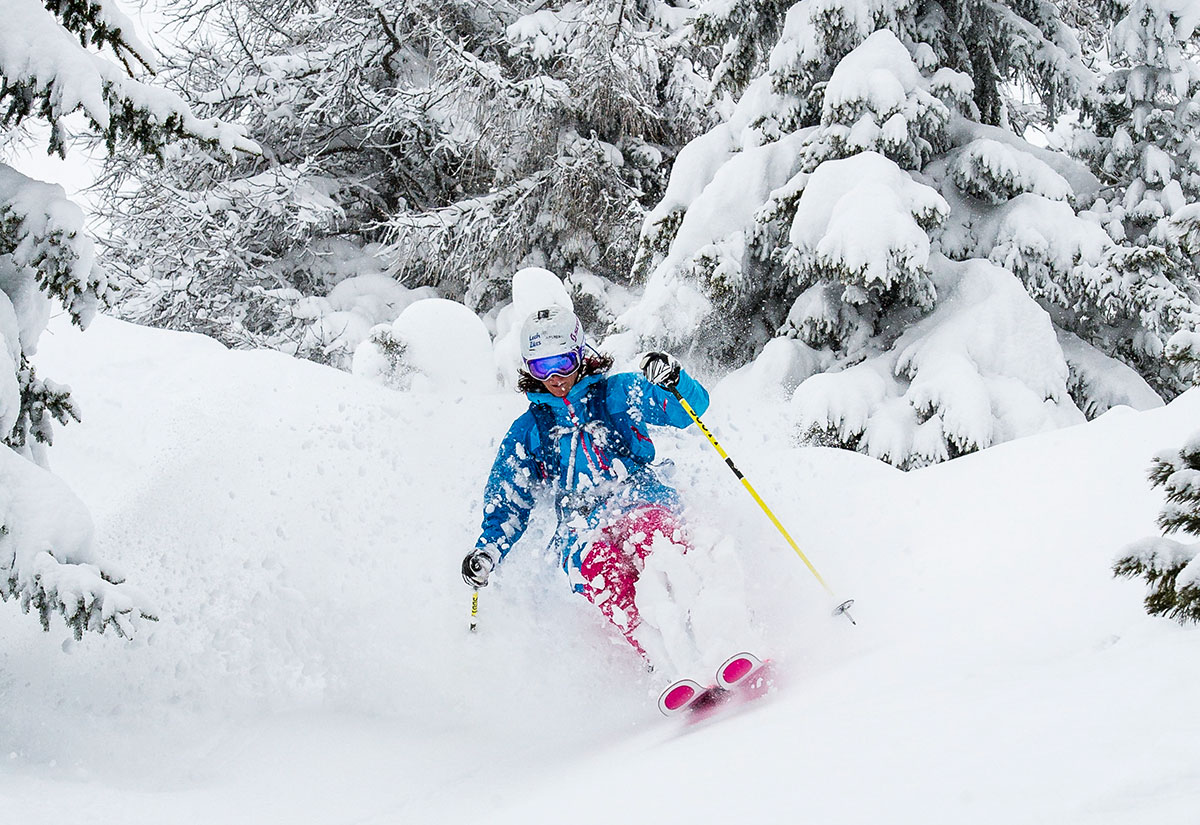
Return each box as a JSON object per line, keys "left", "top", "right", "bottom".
{"left": 520, "top": 306, "right": 585, "bottom": 362}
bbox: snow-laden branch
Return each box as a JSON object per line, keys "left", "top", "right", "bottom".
{"left": 1, "top": 0, "right": 258, "bottom": 157}
{"left": 0, "top": 447, "right": 157, "bottom": 639}
{"left": 0, "top": 164, "right": 112, "bottom": 329}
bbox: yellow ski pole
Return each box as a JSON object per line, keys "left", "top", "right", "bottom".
{"left": 670, "top": 388, "right": 856, "bottom": 624}
{"left": 470, "top": 588, "right": 480, "bottom": 632}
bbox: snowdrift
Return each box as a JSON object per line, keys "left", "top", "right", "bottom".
{"left": 1, "top": 315, "right": 1197, "bottom": 824}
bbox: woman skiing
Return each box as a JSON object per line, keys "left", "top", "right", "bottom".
{"left": 462, "top": 305, "right": 709, "bottom": 660}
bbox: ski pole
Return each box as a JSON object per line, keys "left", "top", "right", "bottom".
{"left": 670, "top": 388, "right": 856, "bottom": 625}
{"left": 470, "top": 588, "right": 480, "bottom": 632}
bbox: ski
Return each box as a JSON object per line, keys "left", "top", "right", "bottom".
{"left": 657, "top": 652, "right": 773, "bottom": 718}
{"left": 657, "top": 678, "right": 726, "bottom": 716}
{"left": 715, "top": 651, "right": 767, "bottom": 689}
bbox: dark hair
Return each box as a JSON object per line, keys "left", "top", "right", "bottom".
{"left": 517, "top": 353, "right": 613, "bottom": 393}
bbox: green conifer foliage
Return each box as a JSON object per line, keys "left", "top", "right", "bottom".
{"left": 1115, "top": 433, "right": 1200, "bottom": 624}
{"left": 694, "top": 0, "right": 795, "bottom": 99}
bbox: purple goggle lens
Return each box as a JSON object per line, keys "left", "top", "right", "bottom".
{"left": 526, "top": 350, "right": 581, "bottom": 380}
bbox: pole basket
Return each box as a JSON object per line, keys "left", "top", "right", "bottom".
{"left": 833, "top": 599, "right": 857, "bottom": 625}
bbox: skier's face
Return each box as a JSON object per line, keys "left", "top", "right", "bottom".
{"left": 542, "top": 369, "right": 579, "bottom": 398}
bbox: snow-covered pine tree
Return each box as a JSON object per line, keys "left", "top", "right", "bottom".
{"left": 621, "top": 0, "right": 1192, "bottom": 468}
{"left": 1067, "top": 0, "right": 1200, "bottom": 398}
{"left": 1078, "top": 0, "right": 1200, "bottom": 245}
{"left": 693, "top": 0, "right": 794, "bottom": 100}
{"left": 1, "top": 0, "right": 252, "bottom": 637}
{"left": 1059, "top": 0, "right": 1122, "bottom": 57}
{"left": 99, "top": 0, "right": 710, "bottom": 367}
{"left": 1115, "top": 430, "right": 1200, "bottom": 624}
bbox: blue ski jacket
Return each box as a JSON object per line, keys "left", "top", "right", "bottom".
{"left": 474, "top": 368, "right": 709, "bottom": 585}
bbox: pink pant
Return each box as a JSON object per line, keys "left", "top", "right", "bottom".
{"left": 579, "top": 505, "right": 687, "bottom": 657}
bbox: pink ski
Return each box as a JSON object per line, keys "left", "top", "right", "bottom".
{"left": 658, "top": 652, "right": 772, "bottom": 718}
{"left": 716, "top": 651, "right": 767, "bottom": 689}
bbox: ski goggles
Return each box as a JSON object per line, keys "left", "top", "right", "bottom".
{"left": 525, "top": 349, "right": 582, "bottom": 380}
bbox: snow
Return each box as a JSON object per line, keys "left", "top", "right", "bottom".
{"left": 0, "top": 163, "right": 104, "bottom": 330}
{"left": 2, "top": 311, "right": 1198, "bottom": 823}
{"left": 295, "top": 274, "right": 437, "bottom": 368}
{"left": 822, "top": 30, "right": 923, "bottom": 115}
{"left": 507, "top": 5, "right": 582, "bottom": 62}
{"left": 718, "top": 336, "right": 828, "bottom": 404}
{"left": 1163, "top": 0, "right": 1200, "bottom": 38}
{"left": 952, "top": 138, "right": 1074, "bottom": 203}
{"left": 1121, "top": 536, "right": 1197, "bottom": 571}
{"left": 0, "top": 290, "right": 21, "bottom": 436}
{"left": 4, "top": 0, "right": 117, "bottom": 129}
{"left": 813, "top": 28, "right": 959, "bottom": 171}
{"left": 1058, "top": 330, "right": 1164, "bottom": 418}
{"left": 896, "top": 259, "right": 1081, "bottom": 441}
{"left": 984, "top": 193, "right": 1113, "bottom": 300}
{"left": 353, "top": 298, "right": 498, "bottom": 392}
{"left": 789, "top": 256, "right": 1089, "bottom": 468}
{"left": 0, "top": 433, "right": 150, "bottom": 638}
{"left": 1116, "top": 0, "right": 1200, "bottom": 49}
{"left": 622, "top": 124, "right": 811, "bottom": 345}
{"left": 770, "top": 0, "right": 907, "bottom": 79}
{"left": 1167, "top": 328, "right": 1200, "bottom": 368}
{"left": 633, "top": 65, "right": 801, "bottom": 273}
{"left": 821, "top": 29, "right": 938, "bottom": 138}
{"left": 788, "top": 152, "right": 948, "bottom": 299}
{"left": 950, "top": 119, "right": 1101, "bottom": 201}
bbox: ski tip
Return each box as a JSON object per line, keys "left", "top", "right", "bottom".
{"left": 658, "top": 679, "right": 706, "bottom": 716}
{"left": 716, "top": 652, "right": 766, "bottom": 690}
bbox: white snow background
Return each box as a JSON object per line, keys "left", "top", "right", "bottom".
{"left": 2, "top": 306, "right": 1198, "bottom": 824}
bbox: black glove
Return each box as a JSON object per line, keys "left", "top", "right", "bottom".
{"left": 462, "top": 549, "right": 496, "bottom": 588}
{"left": 639, "top": 351, "right": 681, "bottom": 391}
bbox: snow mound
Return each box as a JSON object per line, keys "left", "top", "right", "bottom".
{"left": 5, "top": 315, "right": 1200, "bottom": 825}
{"left": 296, "top": 273, "right": 436, "bottom": 368}
{"left": 354, "top": 297, "right": 498, "bottom": 392}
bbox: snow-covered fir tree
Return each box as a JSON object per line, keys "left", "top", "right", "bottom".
{"left": 1, "top": 0, "right": 252, "bottom": 637}
{"left": 1069, "top": 0, "right": 1200, "bottom": 397}
{"left": 99, "top": 0, "right": 712, "bottom": 367}
{"left": 1115, "top": 430, "right": 1200, "bottom": 624}
{"left": 620, "top": 0, "right": 1196, "bottom": 468}
{"left": 693, "top": 0, "right": 794, "bottom": 99}
{"left": 1077, "top": 0, "right": 1200, "bottom": 244}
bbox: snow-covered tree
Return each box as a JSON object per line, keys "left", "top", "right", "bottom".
{"left": 619, "top": 0, "right": 1198, "bottom": 468}
{"left": 693, "top": 0, "right": 793, "bottom": 99}
{"left": 1068, "top": 0, "right": 1200, "bottom": 396}
{"left": 1115, "top": 429, "right": 1200, "bottom": 624}
{"left": 1, "top": 0, "right": 252, "bottom": 636}
{"left": 1060, "top": 0, "right": 1123, "bottom": 56}
{"left": 99, "top": 0, "right": 710, "bottom": 366}
{"left": 1077, "top": 0, "right": 1200, "bottom": 243}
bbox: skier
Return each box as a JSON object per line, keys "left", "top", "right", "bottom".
{"left": 461, "top": 305, "right": 709, "bottom": 660}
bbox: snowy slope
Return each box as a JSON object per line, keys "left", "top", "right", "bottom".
{"left": 2, "top": 314, "right": 1197, "bottom": 824}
